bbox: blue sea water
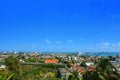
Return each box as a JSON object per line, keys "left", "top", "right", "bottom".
{"left": 81, "top": 52, "right": 120, "bottom": 57}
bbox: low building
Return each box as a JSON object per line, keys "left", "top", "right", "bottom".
{"left": 87, "top": 66, "right": 96, "bottom": 72}
{"left": 58, "top": 68, "right": 72, "bottom": 80}
{"left": 45, "top": 59, "right": 59, "bottom": 64}
{"left": 71, "top": 64, "right": 86, "bottom": 74}
{"left": 86, "top": 62, "right": 94, "bottom": 66}
{"left": 0, "top": 65, "right": 6, "bottom": 69}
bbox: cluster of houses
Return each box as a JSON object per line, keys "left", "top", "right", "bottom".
{"left": 1, "top": 52, "right": 120, "bottom": 80}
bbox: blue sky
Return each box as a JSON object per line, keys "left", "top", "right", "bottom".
{"left": 0, "top": 0, "right": 120, "bottom": 52}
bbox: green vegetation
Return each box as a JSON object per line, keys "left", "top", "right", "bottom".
{"left": 83, "top": 71, "right": 103, "bottom": 80}
{"left": 1, "top": 56, "right": 120, "bottom": 80}
{"left": 83, "top": 58, "right": 120, "bottom": 80}
{"left": 68, "top": 71, "right": 81, "bottom": 80}
{"left": 80, "top": 61, "right": 87, "bottom": 68}
{"left": 0, "top": 69, "right": 13, "bottom": 80}
{"left": 5, "top": 57, "right": 22, "bottom": 80}
{"left": 0, "top": 57, "right": 64, "bottom": 80}
{"left": 40, "top": 64, "right": 65, "bottom": 69}
{"left": 63, "top": 61, "right": 71, "bottom": 68}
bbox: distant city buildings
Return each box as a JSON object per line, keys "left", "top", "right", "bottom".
{"left": 1, "top": 51, "right": 120, "bottom": 80}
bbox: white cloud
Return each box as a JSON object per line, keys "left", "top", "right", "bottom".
{"left": 80, "top": 42, "right": 120, "bottom": 52}
{"left": 101, "top": 42, "right": 110, "bottom": 46}
{"left": 56, "top": 40, "right": 61, "bottom": 44}
{"left": 99, "top": 42, "right": 120, "bottom": 51}
{"left": 111, "top": 44, "right": 117, "bottom": 47}
{"left": 100, "top": 46, "right": 109, "bottom": 49}
{"left": 99, "top": 42, "right": 111, "bottom": 50}
{"left": 45, "top": 39, "right": 51, "bottom": 44}
{"left": 31, "top": 45, "right": 35, "bottom": 48}
{"left": 67, "top": 40, "right": 73, "bottom": 43}
{"left": 118, "top": 43, "right": 120, "bottom": 47}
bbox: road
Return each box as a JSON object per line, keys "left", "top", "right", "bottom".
{"left": 21, "top": 62, "right": 65, "bottom": 65}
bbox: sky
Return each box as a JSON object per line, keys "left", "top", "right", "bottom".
{"left": 0, "top": 0, "right": 120, "bottom": 52}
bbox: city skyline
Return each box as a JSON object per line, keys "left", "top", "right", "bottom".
{"left": 0, "top": 0, "right": 120, "bottom": 52}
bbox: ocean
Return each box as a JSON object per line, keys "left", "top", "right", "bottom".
{"left": 81, "top": 52, "right": 120, "bottom": 57}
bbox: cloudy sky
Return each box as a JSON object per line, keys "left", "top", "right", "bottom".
{"left": 0, "top": 0, "right": 120, "bottom": 52}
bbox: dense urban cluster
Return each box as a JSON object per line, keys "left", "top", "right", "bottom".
{"left": 0, "top": 52, "right": 120, "bottom": 80}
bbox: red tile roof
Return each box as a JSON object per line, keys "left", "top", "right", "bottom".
{"left": 87, "top": 66, "right": 96, "bottom": 72}
{"left": 71, "top": 65, "right": 86, "bottom": 73}
{"left": 45, "top": 59, "right": 59, "bottom": 64}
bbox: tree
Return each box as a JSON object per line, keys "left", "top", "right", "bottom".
{"left": 80, "top": 61, "right": 87, "bottom": 68}
{"left": 5, "top": 56, "right": 22, "bottom": 80}
{"left": 66, "top": 62, "right": 71, "bottom": 68}
{"left": 0, "top": 69, "right": 13, "bottom": 80}
{"left": 97, "top": 58, "right": 116, "bottom": 72}
{"left": 72, "top": 71, "right": 79, "bottom": 80}
{"left": 83, "top": 71, "right": 103, "bottom": 80}
{"left": 5, "top": 57, "right": 20, "bottom": 72}
{"left": 68, "top": 75, "right": 77, "bottom": 80}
